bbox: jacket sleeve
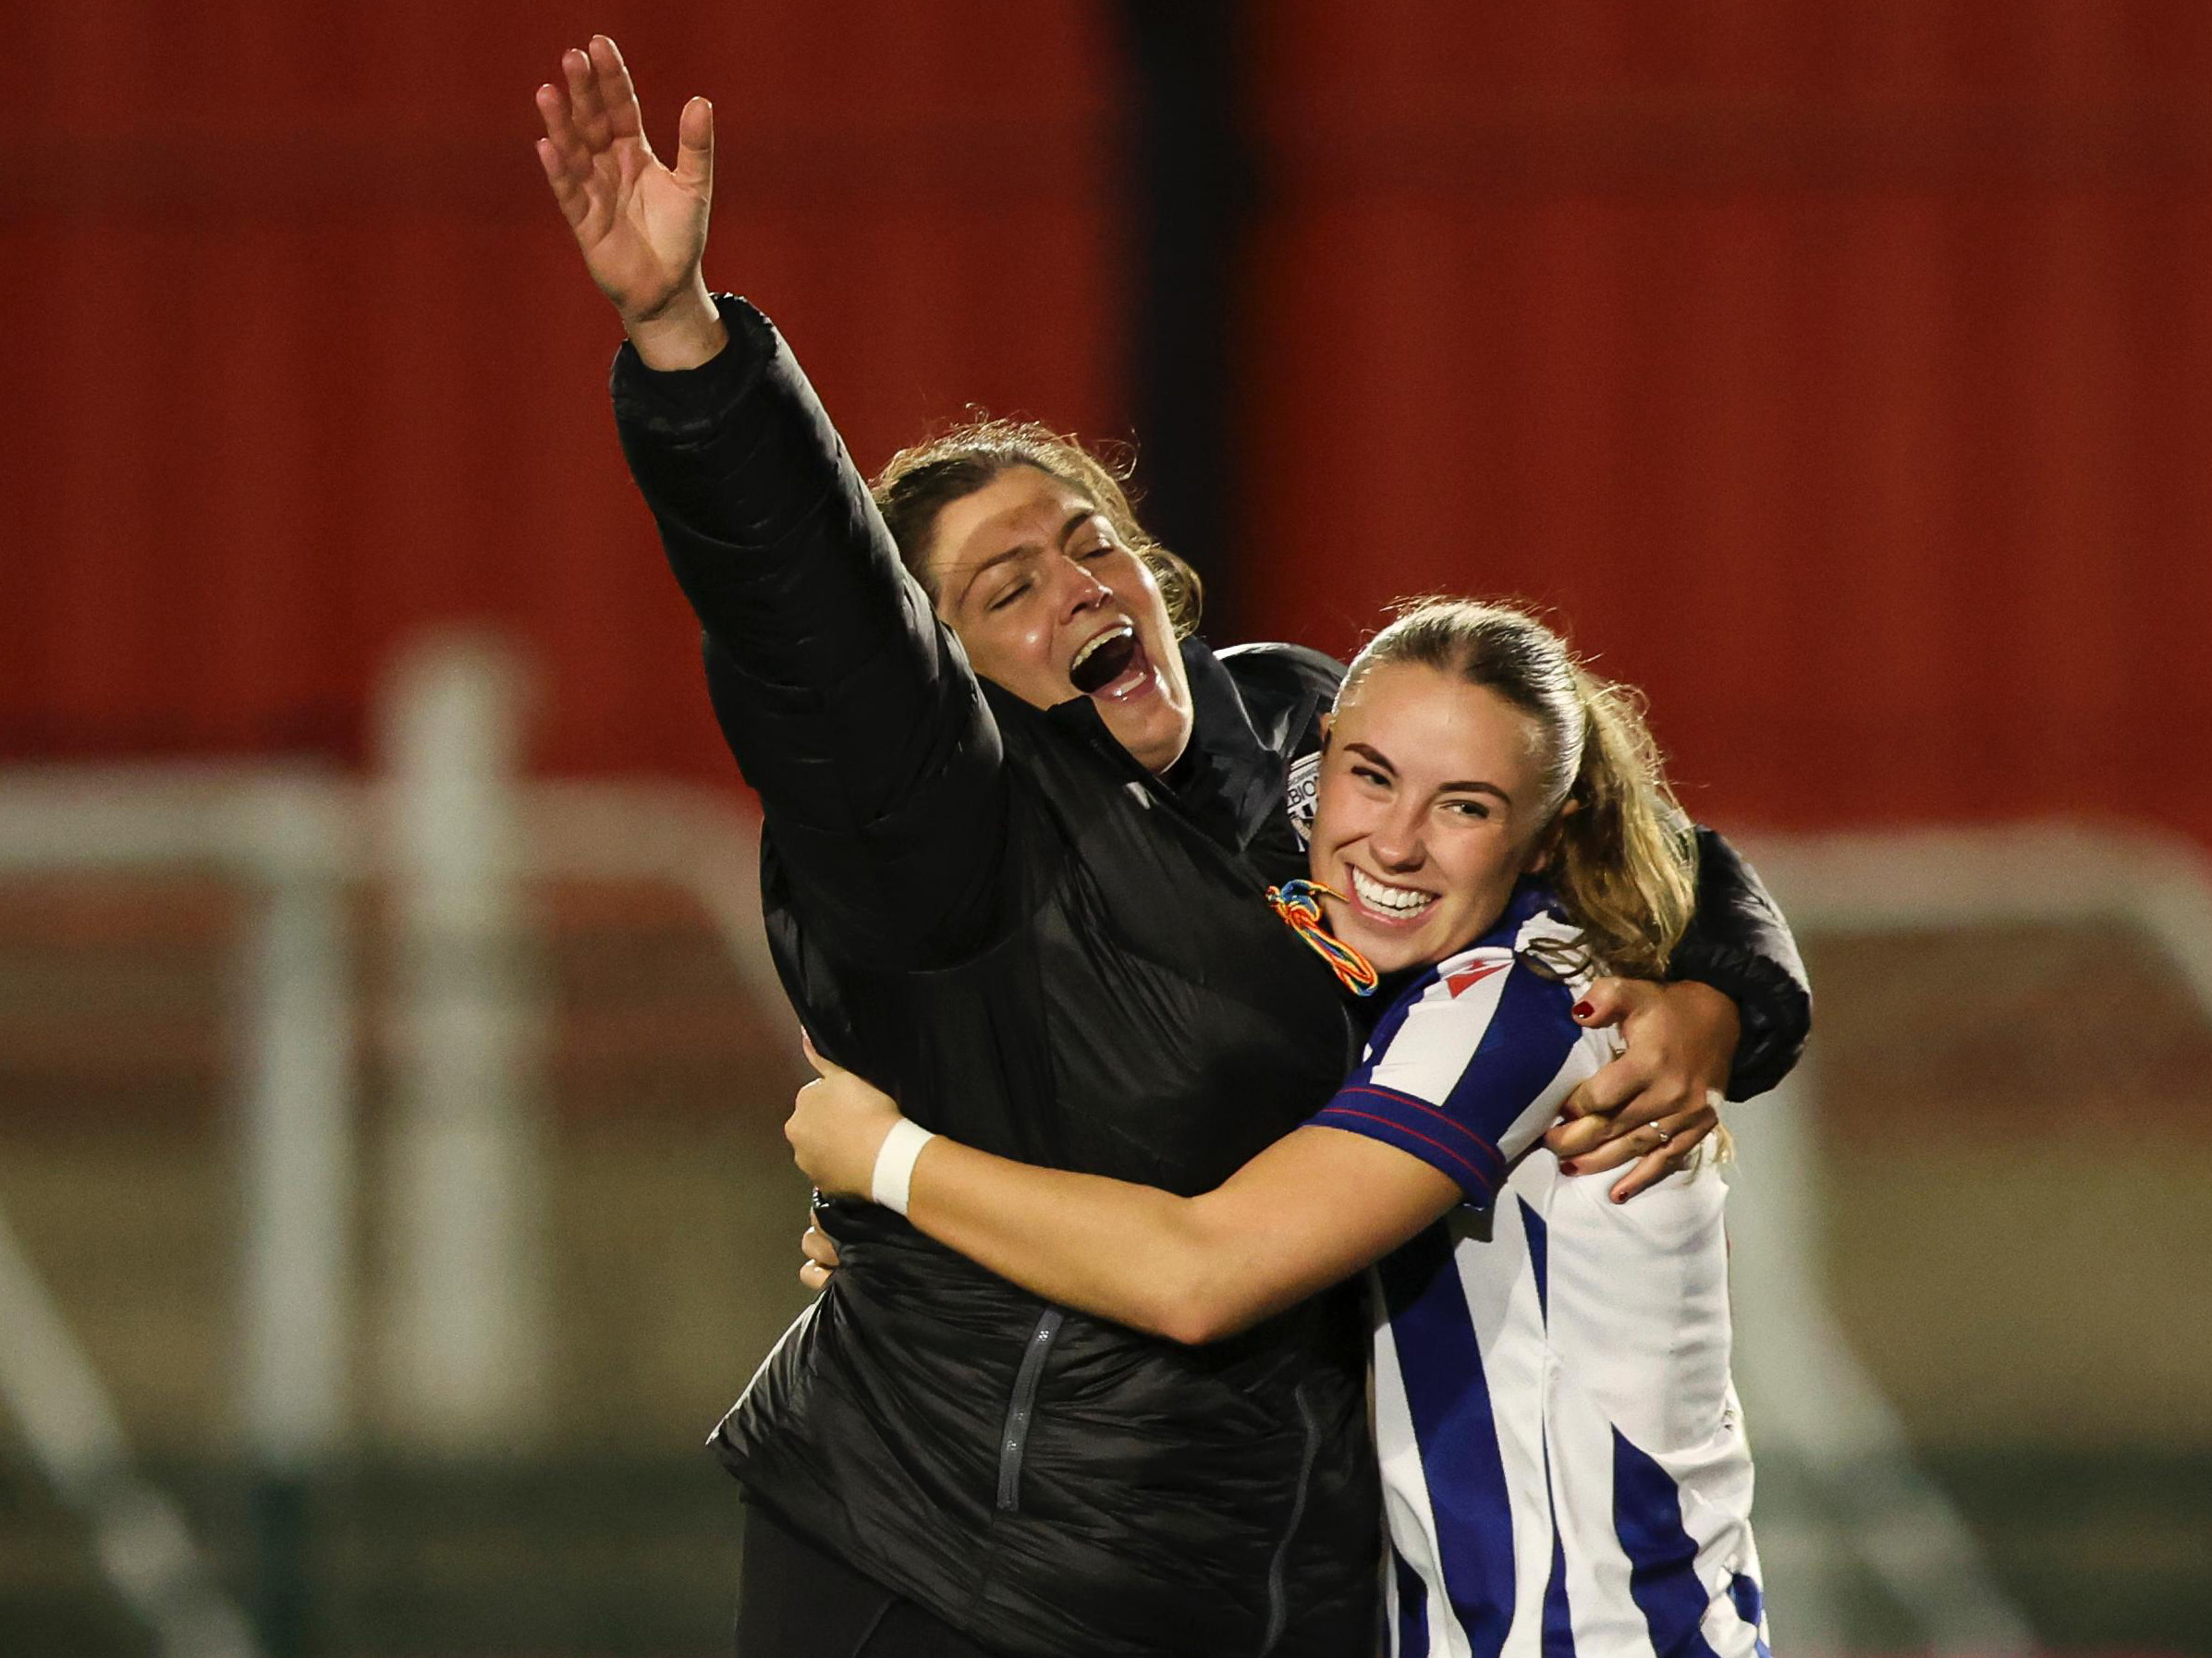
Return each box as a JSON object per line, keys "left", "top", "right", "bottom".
{"left": 611, "top": 295, "right": 1007, "bottom": 967}
{"left": 1670, "top": 827, "right": 1813, "bottom": 1101}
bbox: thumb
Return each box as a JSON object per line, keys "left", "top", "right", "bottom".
{"left": 674, "top": 95, "right": 715, "bottom": 195}
{"left": 800, "top": 1029, "right": 834, "bottom": 1079}
{"left": 1572, "top": 976, "right": 1635, "bottom": 1029}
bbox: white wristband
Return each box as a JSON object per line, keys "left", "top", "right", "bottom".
{"left": 870, "top": 1119, "right": 937, "bottom": 1217}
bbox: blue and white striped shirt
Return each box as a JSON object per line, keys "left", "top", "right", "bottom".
{"left": 1307, "top": 884, "right": 1773, "bottom": 1658}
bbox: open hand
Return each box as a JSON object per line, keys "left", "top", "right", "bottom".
{"left": 533, "top": 35, "right": 725, "bottom": 366}
{"left": 785, "top": 1035, "right": 907, "bottom": 1201}
{"left": 1544, "top": 978, "right": 1736, "bottom": 1201}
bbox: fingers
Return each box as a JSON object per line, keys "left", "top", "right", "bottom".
{"left": 1602, "top": 1147, "right": 1679, "bottom": 1204}
{"left": 1548, "top": 1071, "right": 1702, "bottom": 1162}
{"left": 533, "top": 56, "right": 604, "bottom": 233}
{"left": 799, "top": 1031, "right": 849, "bottom": 1080}
{"left": 673, "top": 94, "right": 715, "bottom": 196}
{"left": 533, "top": 135, "right": 586, "bottom": 226}
{"left": 801, "top": 1224, "right": 840, "bottom": 1269}
{"left": 1558, "top": 1045, "right": 1648, "bottom": 1119}
{"left": 1545, "top": 1122, "right": 1642, "bottom": 1173}
{"left": 799, "top": 1213, "right": 840, "bottom": 1294}
{"left": 561, "top": 45, "right": 612, "bottom": 151}
{"left": 535, "top": 79, "right": 581, "bottom": 164}
{"left": 587, "top": 34, "right": 645, "bottom": 142}
{"left": 1570, "top": 975, "right": 1656, "bottom": 1031}
{"left": 1548, "top": 1095, "right": 1720, "bottom": 1201}
{"left": 1605, "top": 1104, "right": 1717, "bottom": 1202}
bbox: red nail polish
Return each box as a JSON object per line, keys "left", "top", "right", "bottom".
{"left": 1558, "top": 1160, "right": 1580, "bottom": 1176}
{"left": 1572, "top": 1000, "right": 1593, "bottom": 1019}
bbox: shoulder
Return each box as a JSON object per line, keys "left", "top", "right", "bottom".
{"left": 1362, "top": 909, "right": 1606, "bottom": 1099}
{"left": 1216, "top": 640, "right": 1347, "bottom": 709}
{"left": 1369, "top": 948, "right": 1574, "bottom": 1067}
{"left": 1215, "top": 644, "right": 1345, "bottom": 835}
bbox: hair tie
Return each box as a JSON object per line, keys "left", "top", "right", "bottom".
{"left": 1266, "top": 879, "right": 1380, "bottom": 997}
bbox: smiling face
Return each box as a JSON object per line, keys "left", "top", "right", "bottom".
{"left": 921, "top": 465, "right": 1195, "bottom": 774}
{"left": 1308, "top": 660, "right": 1556, "bottom": 975}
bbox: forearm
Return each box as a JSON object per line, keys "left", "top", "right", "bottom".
{"left": 907, "top": 1141, "right": 1240, "bottom": 1343}
{"left": 614, "top": 295, "right": 1005, "bottom": 957}
{"left": 612, "top": 295, "right": 913, "bottom": 683}
{"left": 1670, "top": 826, "right": 1813, "bottom": 1099}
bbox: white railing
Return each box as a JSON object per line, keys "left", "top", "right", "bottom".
{"left": 1722, "top": 821, "right": 2212, "bottom": 1654}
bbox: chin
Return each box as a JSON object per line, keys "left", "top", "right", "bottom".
{"left": 1357, "top": 938, "right": 1429, "bottom": 976}
{"left": 1112, "top": 706, "right": 1192, "bottom": 774}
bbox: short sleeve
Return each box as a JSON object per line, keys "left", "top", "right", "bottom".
{"left": 1307, "top": 957, "right": 1597, "bottom": 1204}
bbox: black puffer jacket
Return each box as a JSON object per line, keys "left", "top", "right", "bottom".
{"left": 611, "top": 297, "right": 1810, "bottom": 1658}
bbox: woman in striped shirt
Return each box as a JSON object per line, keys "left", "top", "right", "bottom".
{"left": 790, "top": 598, "right": 1773, "bottom": 1658}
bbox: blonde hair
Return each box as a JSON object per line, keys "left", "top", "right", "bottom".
{"left": 1339, "top": 599, "right": 1695, "bottom": 981}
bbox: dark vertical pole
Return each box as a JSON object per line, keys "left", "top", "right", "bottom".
{"left": 1118, "top": 0, "right": 1257, "bottom": 638}
{"left": 250, "top": 1470, "right": 312, "bottom": 1657}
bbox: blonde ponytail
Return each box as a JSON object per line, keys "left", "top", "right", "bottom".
{"left": 1535, "top": 667, "right": 1694, "bottom": 980}
{"left": 1341, "top": 600, "right": 1694, "bottom": 981}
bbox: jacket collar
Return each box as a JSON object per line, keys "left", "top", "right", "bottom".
{"left": 1164, "top": 636, "right": 1287, "bottom": 850}
{"left": 1039, "top": 636, "right": 1287, "bottom": 853}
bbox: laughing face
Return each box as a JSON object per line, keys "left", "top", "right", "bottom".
{"left": 1308, "top": 661, "right": 1555, "bottom": 975}
{"left": 922, "top": 466, "right": 1195, "bottom": 774}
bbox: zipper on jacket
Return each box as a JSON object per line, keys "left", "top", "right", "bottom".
{"left": 1257, "top": 1384, "right": 1324, "bottom": 1656}
{"left": 994, "top": 1309, "right": 1064, "bottom": 1514}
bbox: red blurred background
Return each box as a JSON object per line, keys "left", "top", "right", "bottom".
{"left": 9, "top": 6, "right": 2212, "bottom": 1655}
{"left": 12, "top": 0, "right": 2210, "bottom": 842}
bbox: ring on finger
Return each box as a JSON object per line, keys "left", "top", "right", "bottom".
{"left": 1651, "top": 1123, "right": 1673, "bottom": 1146}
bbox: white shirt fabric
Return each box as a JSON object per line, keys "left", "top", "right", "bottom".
{"left": 1303, "top": 885, "right": 1773, "bottom": 1658}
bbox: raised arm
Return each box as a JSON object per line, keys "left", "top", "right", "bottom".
{"left": 537, "top": 39, "right": 1005, "bottom": 963}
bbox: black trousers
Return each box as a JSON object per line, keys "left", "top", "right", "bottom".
{"left": 735, "top": 1497, "right": 1005, "bottom": 1658}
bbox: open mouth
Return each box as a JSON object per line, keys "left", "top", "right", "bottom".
{"left": 1069, "top": 625, "right": 1143, "bottom": 696}
{"left": 1346, "top": 865, "right": 1437, "bottom": 926}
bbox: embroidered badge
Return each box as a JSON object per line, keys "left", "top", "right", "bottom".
{"left": 1284, "top": 750, "right": 1322, "bottom": 846}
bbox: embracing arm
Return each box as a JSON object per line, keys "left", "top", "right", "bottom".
{"left": 1670, "top": 826, "right": 1812, "bottom": 1101}
{"left": 786, "top": 965, "right": 1585, "bottom": 1341}
{"left": 539, "top": 38, "right": 1003, "bottom": 963}
{"left": 1546, "top": 826, "right": 1811, "bottom": 1199}
{"left": 891, "top": 1127, "right": 1449, "bottom": 1345}
{"left": 914, "top": 1129, "right": 1454, "bottom": 1345}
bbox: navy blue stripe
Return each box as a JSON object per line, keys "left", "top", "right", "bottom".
{"left": 1519, "top": 1198, "right": 1549, "bottom": 1325}
{"left": 1729, "top": 1573, "right": 1771, "bottom": 1658}
{"left": 1392, "top": 1544, "right": 1430, "bottom": 1658}
{"left": 1441, "top": 964, "right": 1583, "bottom": 1147}
{"left": 1611, "top": 1430, "right": 1727, "bottom": 1658}
{"left": 1540, "top": 1436, "right": 1575, "bottom": 1657}
{"left": 1378, "top": 1224, "right": 1515, "bottom": 1657}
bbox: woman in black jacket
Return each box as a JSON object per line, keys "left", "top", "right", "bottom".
{"left": 535, "top": 38, "right": 1809, "bottom": 1658}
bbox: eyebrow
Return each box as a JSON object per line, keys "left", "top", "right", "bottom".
{"left": 1344, "top": 741, "right": 1513, "bottom": 805}
{"left": 951, "top": 508, "right": 1106, "bottom": 609}
{"left": 953, "top": 544, "right": 1034, "bottom": 608}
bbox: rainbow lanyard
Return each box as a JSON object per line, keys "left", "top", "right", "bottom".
{"left": 1265, "top": 879, "right": 1380, "bottom": 998}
